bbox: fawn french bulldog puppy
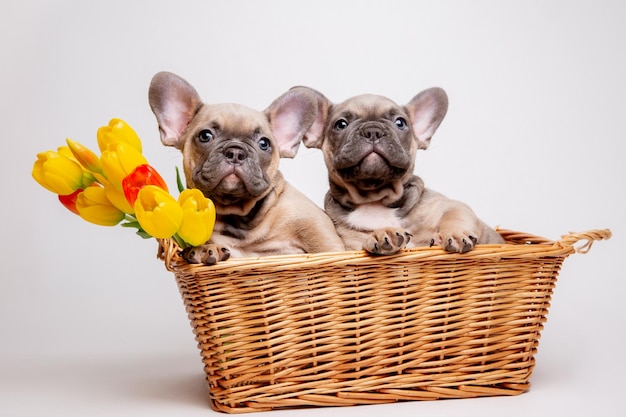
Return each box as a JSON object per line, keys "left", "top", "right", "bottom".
{"left": 299, "top": 87, "right": 503, "bottom": 254}
{"left": 149, "top": 72, "right": 344, "bottom": 264}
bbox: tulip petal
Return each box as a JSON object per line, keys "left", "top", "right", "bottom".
{"left": 32, "top": 151, "right": 84, "bottom": 195}
{"left": 122, "top": 164, "right": 168, "bottom": 206}
{"left": 177, "top": 189, "right": 216, "bottom": 246}
{"left": 58, "top": 189, "right": 83, "bottom": 215}
{"left": 97, "top": 118, "right": 142, "bottom": 153}
{"left": 66, "top": 138, "right": 103, "bottom": 173}
{"left": 75, "top": 186, "right": 125, "bottom": 226}
{"left": 134, "top": 185, "right": 182, "bottom": 238}
{"left": 100, "top": 142, "right": 148, "bottom": 189}
{"left": 105, "top": 184, "right": 135, "bottom": 214}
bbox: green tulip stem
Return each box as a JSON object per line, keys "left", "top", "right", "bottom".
{"left": 172, "top": 233, "right": 189, "bottom": 249}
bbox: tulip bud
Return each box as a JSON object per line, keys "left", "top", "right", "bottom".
{"left": 58, "top": 145, "right": 101, "bottom": 187}
{"left": 97, "top": 118, "right": 142, "bottom": 153}
{"left": 75, "top": 185, "right": 126, "bottom": 226}
{"left": 58, "top": 189, "right": 83, "bottom": 215}
{"left": 32, "top": 150, "right": 85, "bottom": 195}
{"left": 133, "top": 185, "right": 183, "bottom": 238}
{"left": 177, "top": 189, "right": 216, "bottom": 246}
{"left": 100, "top": 142, "right": 148, "bottom": 189}
{"left": 122, "top": 164, "right": 169, "bottom": 206}
{"left": 104, "top": 183, "right": 135, "bottom": 214}
{"left": 66, "top": 138, "right": 103, "bottom": 174}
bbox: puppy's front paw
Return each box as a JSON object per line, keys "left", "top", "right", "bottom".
{"left": 364, "top": 228, "right": 412, "bottom": 255}
{"left": 181, "top": 244, "right": 231, "bottom": 265}
{"left": 431, "top": 231, "right": 478, "bottom": 253}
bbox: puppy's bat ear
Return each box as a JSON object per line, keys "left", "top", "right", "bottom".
{"left": 405, "top": 87, "right": 448, "bottom": 150}
{"left": 298, "top": 87, "right": 331, "bottom": 149}
{"left": 265, "top": 86, "right": 330, "bottom": 158}
{"left": 148, "top": 72, "right": 203, "bottom": 149}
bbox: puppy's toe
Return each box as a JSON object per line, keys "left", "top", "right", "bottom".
{"left": 452, "top": 237, "right": 474, "bottom": 253}
{"left": 462, "top": 235, "right": 478, "bottom": 253}
{"left": 203, "top": 245, "right": 231, "bottom": 265}
{"left": 181, "top": 244, "right": 231, "bottom": 265}
{"left": 364, "top": 228, "right": 411, "bottom": 255}
{"left": 438, "top": 232, "right": 477, "bottom": 253}
{"left": 181, "top": 246, "right": 206, "bottom": 264}
{"left": 217, "top": 247, "right": 231, "bottom": 262}
{"left": 444, "top": 237, "right": 459, "bottom": 253}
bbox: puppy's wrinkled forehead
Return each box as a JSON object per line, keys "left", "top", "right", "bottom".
{"left": 189, "top": 103, "right": 270, "bottom": 138}
{"left": 331, "top": 94, "right": 402, "bottom": 120}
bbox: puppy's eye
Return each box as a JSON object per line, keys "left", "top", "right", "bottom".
{"left": 394, "top": 117, "right": 408, "bottom": 130}
{"left": 334, "top": 119, "right": 349, "bottom": 131}
{"left": 198, "top": 129, "right": 213, "bottom": 143}
{"left": 258, "top": 137, "right": 271, "bottom": 152}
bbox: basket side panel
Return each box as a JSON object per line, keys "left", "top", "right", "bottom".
{"left": 175, "top": 253, "right": 563, "bottom": 412}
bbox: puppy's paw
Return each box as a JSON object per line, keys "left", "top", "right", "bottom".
{"left": 181, "top": 244, "right": 231, "bottom": 265}
{"left": 364, "top": 228, "right": 412, "bottom": 255}
{"left": 431, "top": 231, "right": 478, "bottom": 253}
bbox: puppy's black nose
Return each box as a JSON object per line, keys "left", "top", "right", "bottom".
{"left": 224, "top": 145, "right": 247, "bottom": 164}
{"left": 361, "top": 125, "right": 385, "bottom": 142}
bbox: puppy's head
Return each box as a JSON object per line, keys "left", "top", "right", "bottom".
{"left": 149, "top": 72, "right": 320, "bottom": 216}
{"left": 302, "top": 88, "right": 448, "bottom": 204}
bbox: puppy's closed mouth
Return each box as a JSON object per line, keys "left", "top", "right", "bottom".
{"left": 219, "top": 172, "right": 245, "bottom": 189}
{"left": 356, "top": 152, "right": 393, "bottom": 175}
{"left": 335, "top": 140, "right": 411, "bottom": 169}
{"left": 338, "top": 152, "right": 406, "bottom": 190}
{"left": 193, "top": 169, "right": 247, "bottom": 200}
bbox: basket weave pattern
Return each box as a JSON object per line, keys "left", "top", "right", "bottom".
{"left": 159, "top": 229, "right": 610, "bottom": 413}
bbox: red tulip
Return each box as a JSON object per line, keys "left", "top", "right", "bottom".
{"left": 58, "top": 188, "right": 83, "bottom": 215}
{"left": 122, "top": 164, "right": 168, "bottom": 206}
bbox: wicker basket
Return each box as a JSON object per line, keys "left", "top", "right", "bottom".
{"left": 158, "top": 228, "right": 610, "bottom": 413}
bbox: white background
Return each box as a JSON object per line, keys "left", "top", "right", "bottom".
{"left": 1, "top": 1, "right": 623, "bottom": 416}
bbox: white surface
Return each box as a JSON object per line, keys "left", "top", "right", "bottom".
{"left": 1, "top": 1, "right": 624, "bottom": 416}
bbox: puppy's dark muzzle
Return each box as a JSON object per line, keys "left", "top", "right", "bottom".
{"left": 333, "top": 123, "right": 389, "bottom": 170}
{"left": 334, "top": 121, "right": 411, "bottom": 172}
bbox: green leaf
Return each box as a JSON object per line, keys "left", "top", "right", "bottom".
{"left": 121, "top": 221, "right": 141, "bottom": 229}
{"left": 175, "top": 166, "right": 185, "bottom": 193}
{"left": 136, "top": 229, "right": 152, "bottom": 239}
{"left": 121, "top": 218, "right": 152, "bottom": 239}
{"left": 172, "top": 233, "right": 189, "bottom": 249}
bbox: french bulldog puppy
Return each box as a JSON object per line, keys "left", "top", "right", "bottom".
{"left": 300, "top": 87, "right": 504, "bottom": 254}
{"left": 149, "top": 72, "right": 345, "bottom": 264}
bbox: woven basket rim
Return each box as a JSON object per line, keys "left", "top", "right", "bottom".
{"left": 158, "top": 228, "right": 611, "bottom": 273}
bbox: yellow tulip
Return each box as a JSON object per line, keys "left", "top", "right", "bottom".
{"left": 32, "top": 150, "right": 84, "bottom": 195}
{"left": 57, "top": 145, "right": 76, "bottom": 161}
{"left": 97, "top": 118, "right": 142, "bottom": 153}
{"left": 134, "top": 185, "right": 183, "bottom": 239}
{"left": 100, "top": 142, "right": 148, "bottom": 189}
{"left": 104, "top": 183, "right": 135, "bottom": 214}
{"left": 75, "top": 185, "right": 126, "bottom": 226}
{"left": 66, "top": 138, "right": 103, "bottom": 174}
{"left": 177, "top": 189, "right": 216, "bottom": 246}
{"left": 56, "top": 145, "right": 99, "bottom": 187}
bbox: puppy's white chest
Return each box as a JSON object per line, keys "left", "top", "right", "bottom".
{"left": 346, "top": 203, "right": 402, "bottom": 231}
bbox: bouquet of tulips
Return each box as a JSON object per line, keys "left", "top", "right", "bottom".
{"left": 32, "top": 118, "right": 216, "bottom": 248}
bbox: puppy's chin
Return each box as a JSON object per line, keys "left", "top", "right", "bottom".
{"left": 206, "top": 178, "right": 259, "bottom": 204}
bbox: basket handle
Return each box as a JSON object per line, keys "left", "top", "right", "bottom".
{"left": 558, "top": 229, "right": 612, "bottom": 254}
